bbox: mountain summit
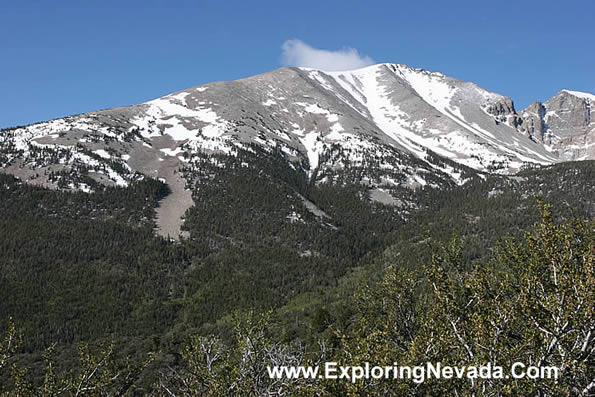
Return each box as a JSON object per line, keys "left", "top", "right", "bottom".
{"left": 517, "top": 89, "right": 594, "bottom": 160}
{"left": 1, "top": 63, "right": 593, "bottom": 236}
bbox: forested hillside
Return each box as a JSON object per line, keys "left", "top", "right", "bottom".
{"left": 0, "top": 156, "right": 593, "bottom": 394}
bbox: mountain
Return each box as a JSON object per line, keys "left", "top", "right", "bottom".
{"left": 0, "top": 63, "right": 593, "bottom": 238}
{"left": 517, "top": 89, "right": 594, "bottom": 160}
{"left": 1, "top": 64, "right": 594, "bottom": 393}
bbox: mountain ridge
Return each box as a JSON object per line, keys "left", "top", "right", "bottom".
{"left": 1, "top": 63, "right": 593, "bottom": 238}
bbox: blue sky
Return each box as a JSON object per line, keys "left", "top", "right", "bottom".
{"left": 1, "top": 0, "right": 593, "bottom": 128}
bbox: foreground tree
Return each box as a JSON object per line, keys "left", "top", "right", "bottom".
{"left": 337, "top": 203, "right": 594, "bottom": 396}
{"left": 157, "top": 310, "right": 313, "bottom": 396}
{"left": 0, "top": 333, "right": 154, "bottom": 396}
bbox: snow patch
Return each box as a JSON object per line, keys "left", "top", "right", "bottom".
{"left": 93, "top": 149, "right": 111, "bottom": 159}
{"left": 563, "top": 90, "right": 595, "bottom": 101}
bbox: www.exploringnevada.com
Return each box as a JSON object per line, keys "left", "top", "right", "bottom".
{"left": 267, "top": 362, "right": 560, "bottom": 384}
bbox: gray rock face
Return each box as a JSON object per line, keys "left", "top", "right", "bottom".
{"left": 518, "top": 102, "right": 547, "bottom": 144}
{"left": 518, "top": 90, "right": 594, "bottom": 160}
{"left": 485, "top": 98, "right": 516, "bottom": 118}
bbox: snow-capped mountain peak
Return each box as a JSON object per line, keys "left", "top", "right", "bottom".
{"left": 1, "top": 63, "right": 593, "bottom": 237}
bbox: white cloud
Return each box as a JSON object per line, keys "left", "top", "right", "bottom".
{"left": 281, "top": 39, "right": 374, "bottom": 72}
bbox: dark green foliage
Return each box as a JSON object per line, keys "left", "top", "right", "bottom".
{"left": 182, "top": 146, "right": 403, "bottom": 262}
{"left": 0, "top": 176, "right": 185, "bottom": 353}
{"left": 379, "top": 161, "right": 594, "bottom": 275}
{"left": 0, "top": 153, "right": 593, "bottom": 393}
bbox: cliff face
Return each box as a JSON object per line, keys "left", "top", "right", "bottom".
{"left": 518, "top": 90, "right": 594, "bottom": 160}
{"left": 518, "top": 102, "right": 546, "bottom": 144}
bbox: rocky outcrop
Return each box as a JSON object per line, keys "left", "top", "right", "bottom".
{"left": 518, "top": 90, "right": 594, "bottom": 160}
{"left": 518, "top": 101, "right": 547, "bottom": 144}
{"left": 485, "top": 98, "right": 519, "bottom": 128}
